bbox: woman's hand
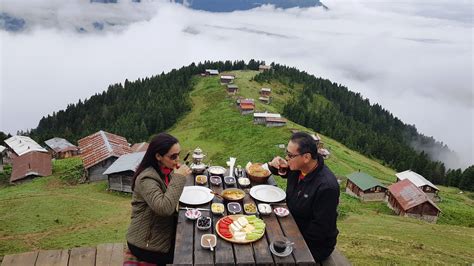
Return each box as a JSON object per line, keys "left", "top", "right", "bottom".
{"left": 174, "top": 164, "right": 192, "bottom": 176}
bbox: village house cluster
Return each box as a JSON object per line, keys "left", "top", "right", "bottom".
{"left": 345, "top": 169, "right": 441, "bottom": 223}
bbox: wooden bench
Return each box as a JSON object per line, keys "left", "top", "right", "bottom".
{"left": 1, "top": 243, "right": 124, "bottom": 266}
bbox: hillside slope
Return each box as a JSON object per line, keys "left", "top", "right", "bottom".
{"left": 0, "top": 71, "right": 473, "bottom": 264}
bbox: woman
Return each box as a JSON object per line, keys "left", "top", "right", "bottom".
{"left": 268, "top": 132, "right": 339, "bottom": 262}
{"left": 126, "top": 133, "right": 191, "bottom": 265}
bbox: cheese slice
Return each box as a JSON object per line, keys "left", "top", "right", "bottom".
{"left": 233, "top": 221, "right": 242, "bottom": 230}
{"left": 237, "top": 217, "right": 249, "bottom": 227}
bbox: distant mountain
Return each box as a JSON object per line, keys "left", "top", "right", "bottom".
{"left": 0, "top": 12, "right": 25, "bottom": 32}
{"left": 172, "top": 0, "right": 323, "bottom": 12}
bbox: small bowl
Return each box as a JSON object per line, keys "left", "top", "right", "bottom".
{"left": 238, "top": 177, "right": 250, "bottom": 187}
{"left": 208, "top": 166, "right": 226, "bottom": 176}
{"left": 211, "top": 203, "right": 225, "bottom": 215}
{"left": 185, "top": 209, "right": 202, "bottom": 220}
{"left": 258, "top": 203, "right": 272, "bottom": 215}
{"left": 274, "top": 207, "right": 289, "bottom": 217}
{"left": 210, "top": 176, "right": 222, "bottom": 186}
{"left": 224, "top": 176, "right": 236, "bottom": 186}
{"left": 227, "top": 202, "right": 242, "bottom": 214}
{"left": 201, "top": 234, "right": 217, "bottom": 250}
{"left": 196, "top": 175, "right": 207, "bottom": 185}
{"left": 197, "top": 216, "right": 212, "bottom": 230}
{"left": 244, "top": 203, "right": 257, "bottom": 215}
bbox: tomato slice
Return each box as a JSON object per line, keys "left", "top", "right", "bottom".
{"left": 218, "top": 223, "right": 229, "bottom": 229}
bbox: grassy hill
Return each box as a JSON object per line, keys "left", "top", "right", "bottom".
{"left": 0, "top": 70, "right": 473, "bottom": 264}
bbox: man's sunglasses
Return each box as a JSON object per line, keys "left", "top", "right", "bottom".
{"left": 286, "top": 150, "right": 303, "bottom": 159}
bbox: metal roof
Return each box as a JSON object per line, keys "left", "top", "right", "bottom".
{"left": 240, "top": 103, "right": 255, "bottom": 110}
{"left": 260, "top": 88, "right": 271, "bottom": 92}
{"left": 4, "top": 136, "right": 48, "bottom": 156}
{"left": 44, "top": 137, "right": 79, "bottom": 153}
{"left": 347, "top": 172, "right": 386, "bottom": 191}
{"left": 239, "top": 98, "right": 254, "bottom": 104}
{"left": 265, "top": 117, "right": 287, "bottom": 123}
{"left": 227, "top": 84, "right": 238, "bottom": 89}
{"left": 103, "top": 151, "right": 145, "bottom": 175}
{"left": 395, "top": 170, "right": 439, "bottom": 191}
{"left": 131, "top": 142, "right": 149, "bottom": 153}
{"left": 388, "top": 179, "right": 440, "bottom": 212}
{"left": 0, "top": 145, "right": 6, "bottom": 153}
{"left": 78, "top": 130, "right": 132, "bottom": 169}
{"left": 259, "top": 96, "right": 270, "bottom": 101}
{"left": 10, "top": 151, "right": 52, "bottom": 182}
{"left": 220, "top": 75, "right": 235, "bottom": 79}
{"left": 259, "top": 65, "right": 271, "bottom": 69}
{"left": 205, "top": 69, "right": 219, "bottom": 75}
{"left": 254, "top": 112, "right": 281, "bottom": 118}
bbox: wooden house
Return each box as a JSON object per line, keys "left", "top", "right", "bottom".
{"left": 265, "top": 117, "right": 287, "bottom": 127}
{"left": 238, "top": 99, "right": 255, "bottom": 115}
{"left": 387, "top": 179, "right": 441, "bottom": 223}
{"left": 0, "top": 145, "right": 6, "bottom": 170}
{"left": 205, "top": 69, "right": 219, "bottom": 76}
{"left": 260, "top": 88, "right": 272, "bottom": 97}
{"left": 259, "top": 96, "right": 271, "bottom": 104}
{"left": 345, "top": 172, "right": 387, "bottom": 201}
{"left": 10, "top": 151, "right": 52, "bottom": 183}
{"left": 227, "top": 84, "right": 239, "bottom": 95}
{"left": 103, "top": 152, "right": 145, "bottom": 193}
{"left": 44, "top": 137, "right": 80, "bottom": 159}
{"left": 395, "top": 170, "right": 440, "bottom": 201}
{"left": 220, "top": 75, "right": 235, "bottom": 84}
{"left": 131, "top": 142, "right": 149, "bottom": 153}
{"left": 4, "top": 135, "right": 48, "bottom": 160}
{"left": 78, "top": 130, "right": 132, "bottom": 182}
{"left": 259, "top": 65, "right": 272, "bottom": 72}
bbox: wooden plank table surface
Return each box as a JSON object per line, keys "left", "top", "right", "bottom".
{"left": 173, "top": 167, "right": 317, "bottom": 265}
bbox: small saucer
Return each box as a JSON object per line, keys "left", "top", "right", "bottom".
{"left": 269, "top": 243, "right": 293, "bottom": 257}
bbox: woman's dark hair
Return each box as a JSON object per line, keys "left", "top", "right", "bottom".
{"left": 132, "top": 132, "right": 179, "bottom": 191}
{"left": 290, "top": 132, "right": 319, "bottom": 159}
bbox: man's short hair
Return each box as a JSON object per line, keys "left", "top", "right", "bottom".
{"left": 290, "top": 132, "right": 318, "bottom": 159}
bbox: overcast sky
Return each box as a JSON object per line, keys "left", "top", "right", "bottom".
{"left": 1, "top": 0, "right": 472, "bottom": 169}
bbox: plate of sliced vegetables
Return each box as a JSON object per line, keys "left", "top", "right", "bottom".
{"left": 216, "top": 215, "right": 266, "bottom": 244}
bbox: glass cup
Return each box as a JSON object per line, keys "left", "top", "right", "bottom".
{"left": 277, "top": 158, "right": 288, "bottom": 176}
{"left": 272, "top": 236, "right": 291, "bottom": 254}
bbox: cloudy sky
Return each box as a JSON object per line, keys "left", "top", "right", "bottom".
{"left": 0, "top": 0, "right": 472, "bottom": 168}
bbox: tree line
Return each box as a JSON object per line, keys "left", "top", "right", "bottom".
{"left": 28, "top": 60, "right": 264, "bottom": 144}
{"left": 253, "top": 63, "right": 473, "bottom": 191}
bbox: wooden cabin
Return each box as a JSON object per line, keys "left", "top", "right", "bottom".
{"left": 259, "top": 96, "right": 271, "bottom": 104}
{"left": 238, "top": 99, "right": 255, "bottom": 115}
{"left": 10, "top": 151, "right": 52, "bottom": 183}
{"left": 220, "top": 75, "right": 235, "bottom": 84}
{"left": 345, "top": 172, "right": 387, "bottom": 201}
{"left": 44, "top": 137, "right": 80, "bottom": 159}
{"left": 387, "top": 179, "right": 441, "bottom": 223}
{"left": 227, "top": 84, "right": 239, "bottom": 95}
{"left": 4, "top": 135, "right": 48, "bottom": 159}
{"left": 265, "top": 117, "right": 287, "bottom": 127}
{"left": 103, "top": 152, "right": 145, "bottom": 193}
{"left": 78, "top": 130, "right": 132, "bottom": 182}
{"left": 260, "top": 88, "right": 272, "bottom": 97}
{"left": 395, "top": 170, "right": 440, "bottom": 201}
{"left": 259, "top": 65, "right": 272, "bottom": 72}
{"left": 205, "top": 69, "right": 219, "bottom": 76}
{"left": 0, "top": 145, "right": 6, "bottom": 171}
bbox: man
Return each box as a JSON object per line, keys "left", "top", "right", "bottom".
{"left": 268, "top": 132, "right": 339, "bottom": 262}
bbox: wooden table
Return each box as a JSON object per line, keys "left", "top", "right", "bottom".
{"left": 173, "top": 168, "right": 316, "bottom": 265}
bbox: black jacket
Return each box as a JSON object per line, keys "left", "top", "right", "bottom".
{"left": 269, "top": 155, "right": 339, "bottom": 254}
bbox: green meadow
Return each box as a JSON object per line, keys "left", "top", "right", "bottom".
{"left": 1, "top": 71, "right": 473, "bottom": 264}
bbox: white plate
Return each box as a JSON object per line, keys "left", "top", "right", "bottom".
{"left": 180, "top": 186, "right": 214, "bottom": 205}
{"left": 250, "top": 185, "right": 286, "bottom": 203}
